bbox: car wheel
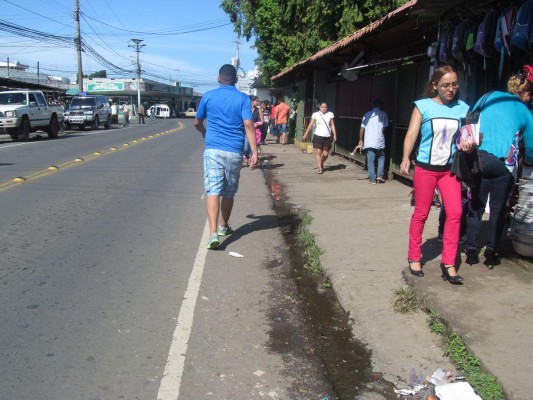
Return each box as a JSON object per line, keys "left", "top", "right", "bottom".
{"left": 9, "top": 130, "right": 18, "bottom": 140}
{"left": 47, "top": 116, "right": 60, "bottom": 138}
{"left": 18, "top": 117, "right": 30, "bottom": 141}
{"left": 91, "top": 115, "right": 99, "bottom": 130}
{"left": 104, "top": 114, "right": 111, "bottom": 129}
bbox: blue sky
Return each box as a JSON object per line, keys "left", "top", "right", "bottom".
{"left": 0, "top": 0, "right": 258, "bottom": 93}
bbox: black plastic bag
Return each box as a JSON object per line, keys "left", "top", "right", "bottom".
{"left": 450, "top": 150, "right": 482, "bottom": 188}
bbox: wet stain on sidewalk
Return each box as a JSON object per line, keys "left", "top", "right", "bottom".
{"left": 261, "top": 156, "right": 398, "bottom": 399}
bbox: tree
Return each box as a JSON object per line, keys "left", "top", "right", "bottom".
{"left": 220, "top": 0, "right": 407, "bottom": 84}
{"left": 83, "top": 70, "right": 107, "bottom": 78}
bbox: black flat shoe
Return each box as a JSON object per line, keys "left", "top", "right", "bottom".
{"left": 483, "top": 249, "right": 501, "bottom": 267}
{"left": 408, "top": 260, "right": 424, "bottom": 277}
{"left": 465, "top": 249, "right": 479, "bottom": 265}
{"left": 440, "top": 264, "right": 463, "bottom": 284}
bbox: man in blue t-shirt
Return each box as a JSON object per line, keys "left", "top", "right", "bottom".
{"left": 194, "top": 64, "right": 258, "bottom": 249}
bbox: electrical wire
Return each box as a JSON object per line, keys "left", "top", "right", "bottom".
{"left": 0, "top": 4, "right": 238, "bottom": 91}
{"left": 80, "top": 14, "right": 131, "bottom": 63}
{"left": 1, "top": 0, "right": 72, "bottom": 29}
{"left": 87, "top": 17, "right": 232, "bottom": 36}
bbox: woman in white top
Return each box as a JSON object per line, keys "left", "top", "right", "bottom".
{"left": 303, "top": 102, "right": 337, "bottom": 174}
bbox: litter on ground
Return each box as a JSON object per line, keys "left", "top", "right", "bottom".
{"left": 394, "top": 368, "right": 480, "bottom": 399}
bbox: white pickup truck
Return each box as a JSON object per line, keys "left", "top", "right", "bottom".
{"left": 0, "top": 90, "right": 64, "bottom": 141}
{"left": 178, "top": 108, "right": 196, "bottom": 118}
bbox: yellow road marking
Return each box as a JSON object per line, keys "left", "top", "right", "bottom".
{"left": 0, "top": 124, "right": 184, "bottom": 192}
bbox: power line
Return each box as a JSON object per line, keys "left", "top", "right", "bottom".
{"left": 0, "top": 19, "right": 73, "bottom": 45}
{"left": 1, "top": 0, "right": 72, "bottom": 29}
{"left": 0, "top": 6, "right": 235, "bottom": 91}
{"left": 80, "top": 14, "right": 130, "bottom": 63}
{"left": 87, "top": 17, "right": 232, "bottom": 36}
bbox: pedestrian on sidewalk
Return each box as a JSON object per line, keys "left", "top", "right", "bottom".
{"left": 138, "top": 104, "right": 145, "bottom": 124}
{"left": 464, "top": 65, "right": 533, "bottom": 267}
{"left": 400, "top": 65, "right": 470, "bottom": 284}
{"left": 252, "top": 96, "right": 264, "bottom": 149}
{"left": 269, "top": 101, "right": 277, "bottom": 141}
{"left": 111, "top": 101, "right": 118, "bottom": 124}
{"left": 121, "top": 101, "right": 131, "bottom": 127}
{"left": 302, "top": 102, "right": 337, "bottom": 174}
{"left": 358, "top": 99, "right": 388, "bottom": 184}
{"left": 260, "top": 100, "right": 269, "bottom": 144}
{"left": 243, "top": 96, "right": 263, "bottom": 167}
{"left": 275, "top": 98, "right": 291, "bottom": 144}
{"left": 194, "top": 64, "right": 258, "bottom": 250}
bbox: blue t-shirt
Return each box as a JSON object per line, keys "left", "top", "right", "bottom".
{"left": 414, "top": 98, "right": 469, "bottom": 170}
{"left": 196, "top": 85, "right": 253, "bottom": 153}
{"left": 476, "top": 91, "right": 533, "bottom": 161}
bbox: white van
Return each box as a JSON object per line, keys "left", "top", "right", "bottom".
{"left": 148, "top": 104, "right": 170, "bottom": 119}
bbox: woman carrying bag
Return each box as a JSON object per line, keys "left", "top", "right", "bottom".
{"left": 400, "top": 65, "right": 470, "bottom": 284}
{"left": 464, "top": 66, "right": 533, "bottom": 267}
{"left": 302, "top": 102, "right": 337, "bottom": 174}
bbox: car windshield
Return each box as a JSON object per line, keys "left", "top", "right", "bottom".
{"left": 0, "top": 93, "right": 26, "bottom": 105}
{"left": 69, "top": 97, "right": 96, "bottom": 109}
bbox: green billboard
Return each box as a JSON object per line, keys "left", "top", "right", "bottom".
{"left": 87, "top": 82, "right": 124, "bottom": 92}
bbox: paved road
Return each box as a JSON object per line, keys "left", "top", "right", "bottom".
{"left": 0, "top": 120, "right": 349, "bottom": 399}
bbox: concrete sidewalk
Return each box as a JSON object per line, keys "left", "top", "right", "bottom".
{"left": 259, "top": 141, "right": 533, "bottom": 400}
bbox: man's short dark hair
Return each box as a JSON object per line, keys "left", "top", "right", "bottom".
{"left": 372, "top": 99, "right": 383, "bottom": 108}
{"left": 219, "top": 64, "right": 237, "bottom": 84}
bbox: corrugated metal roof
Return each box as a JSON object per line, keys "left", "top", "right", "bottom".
{"left": 272, "top": 0, "right": 499, "bottom": 81}
{"left": 272, "top": 0, "right": 418, "bottom": 80}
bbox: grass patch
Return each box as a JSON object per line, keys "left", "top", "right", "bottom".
{"left": 296, "top": 213, "right": 324, "bottom": 275}
{"left": 427, "top": 312, "right": 505, "bottom": 400}
{"left": 392, "top": 287, "right": 423, "bottom": 313}
{"left": 427, "top": 310, "right": 446, "bottom": 334}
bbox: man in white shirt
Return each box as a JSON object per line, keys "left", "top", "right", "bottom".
{"left": 358, "top": 99, "right": 389, "bottom": 184}
{"left": 121, "top": 101, "right": 131, "bottom": 127}
{"left": 111, "top": 101, "right": 118, "bottom": 123}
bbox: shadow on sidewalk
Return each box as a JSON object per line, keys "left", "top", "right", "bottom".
{"left": 219, "top": 213, "right": 281, "bottom": 250}
{"left": 323, "top": 163, "right": 347, "bottom": 172}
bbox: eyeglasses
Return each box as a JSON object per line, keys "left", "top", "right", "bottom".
{"left": 438, "top": 82, "right": 459, "bottom": 90}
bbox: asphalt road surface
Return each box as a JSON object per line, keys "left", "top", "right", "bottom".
{"left": 0, "top": 120, "right": 343, "bottom": 400}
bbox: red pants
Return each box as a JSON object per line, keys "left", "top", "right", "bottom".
{"left": 408, "top": 166, "right": 462, "bottom": 266}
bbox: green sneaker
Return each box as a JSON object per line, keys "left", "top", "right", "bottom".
{"left": 207, "top": 234, "right": 220, "bottom": 250}
{"left": 217, "top": 225, "right": 234, "bottom": 236}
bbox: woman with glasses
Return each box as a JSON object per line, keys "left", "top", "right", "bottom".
{"left": 400, "top": 65, "right": 470, "bottom": 284}
{"left": 465, "top": 65, "right": 533, "bottom": 267}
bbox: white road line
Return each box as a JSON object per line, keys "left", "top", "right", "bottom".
{"left": 157, "top": 221, "right": 210, "bottom": 400}
{"left": 0, "top": 142, "right": 29, "bottom": 149}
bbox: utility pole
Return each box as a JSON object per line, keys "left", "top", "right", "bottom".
{"left": 75, "top": 0, "right": 83, "bottom": 93}
{"left": 234, "top": 40, "right": 241, "bottom": 71}
{"left": 232, "top": 40, "right": 245, "bottom": 89}
{"left": 128, "top": 39, "right": 145, "bottom": 108}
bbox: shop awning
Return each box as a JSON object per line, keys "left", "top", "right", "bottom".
{"left": 272, "top": 0, "right": 498, "bottom": 82}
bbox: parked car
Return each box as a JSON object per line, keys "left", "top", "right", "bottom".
{"left": 0, "top": 90, "right": 64, "bottom": 141}
{"left": 64, "top": 95, "right": 112, "bottom": 130}
{"left": 178, "top": 108, "right": 196, "bottom": 118}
